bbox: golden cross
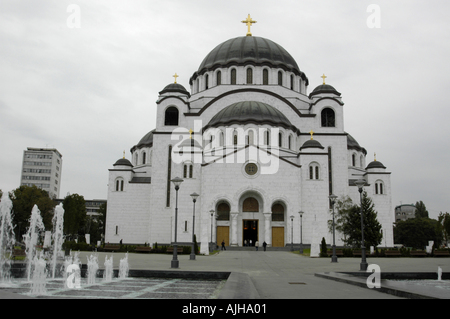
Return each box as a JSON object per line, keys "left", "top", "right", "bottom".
{"left": 374, "top": 152, "right": 377, "bottom": 161}
{"left": 189, "top": 129, "right": 193, "bottom": 139}
{"left": 241, "top": 14, "right": 257, "bottom": 36}
{"left": 309, "top": 130, "right": 314, "bottom": 140}
{"left": 321, "top": 74, "right": 327, "bottom": 85}
{"left": 123, "top": 150, "right": 125, "bottom": 159}
{"left": 173, "top": 73, "right": 179, "bottom": 83}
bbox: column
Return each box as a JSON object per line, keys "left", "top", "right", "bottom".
{"left": 230, "top": 212, "right": 239, "bottom": 246}
{"left": 264, "top": 212, "right": 271, "bottom": 246}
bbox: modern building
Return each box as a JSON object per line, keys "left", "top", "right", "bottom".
{"left": 104, "top": 17, "right": 394, "bottom": 254}
{"left": 20, "top": 147, "right": 63, "bottom": 198}
{"left": 394, "top": 204, "right": 416, "bottom": 222}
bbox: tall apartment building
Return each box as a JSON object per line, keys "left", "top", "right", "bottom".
{"left": 20, "top": 147, "right": 63, "bottom": 198}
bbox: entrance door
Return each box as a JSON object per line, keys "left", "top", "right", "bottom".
{"left": 217, "top": 226, "right": 229, "bottom": 246}
{"left": 272, "top": 227, "right": 284, "bottom": 247}
{"left": 243, "top": 220, "right": 258, "bottom": 246}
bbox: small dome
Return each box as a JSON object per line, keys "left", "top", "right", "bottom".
{"left": 179, "top": 138, "right": 203, "bottom": 149}
{"left": 309, "top": 84, "right": 341, "bottom": 98}
{"left": 113, "top": 158, "right": 133, "bottom": 167}
{"left": 366, "top": 160, "right": 386, "bottom": 170}
{"left": 347, "top": 133, "right": 367, "bottom": 155}
{"left": 131, "top": 130, "right": 154, "bottom": 153}
{"left": 203, "top": 101, "right": 300, "bottom": 134}
{"left": 300, "top": 139, "right": 324, "bottom": 150}
{"left": 159, "top": 83, "right": 190, "bottom": 96}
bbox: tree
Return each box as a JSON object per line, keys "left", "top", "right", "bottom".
{"left": 341, "top": 191, "right": 382, "bottom": 249}
{"left": 62, "top": 193, "right": 87, "bottom": 240}
{"left": 10, "top": 185, "right": 55, "bottom": 237}
{"left": 438, "top": 212, "right": 450, "bottom": 246}
{"left": 331, "top": 195, "right": 354, "bottom": 244}
{"left": 394, "top": 218, "right": 441, "bottom": 249}
{"left": 415, "top": 201, "right": 429, "bottom": 219}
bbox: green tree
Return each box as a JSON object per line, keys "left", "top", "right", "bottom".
{"left": 341, "top": 191, "right": 382, "bottom": 249}
{"left": 415, "top": 201, "right": 429, "bottom": 219}
{"left": 439, "top": 212, "right": 450, "bottom": 246}
{"left": 62, "top": 193, "right": 87, "bottom": 240}
{"left": 10, "top": 185, "right": 55, "bottom": 236}
{"left": 394, "top": 218, "right": 441, "bottom": 249}
{"left": 331, "top": 195, "right": 354, "bottom": 244}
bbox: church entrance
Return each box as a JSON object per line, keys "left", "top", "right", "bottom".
{"left": 243, "top": 220, "right": 258, "bottom": 246}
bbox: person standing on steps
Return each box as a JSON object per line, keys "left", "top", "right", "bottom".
{"left": 221, "top": 240, "right": 226, "bottom": 250}
{"left": 255, "top": 241, "right": 259, "bottom": 251}
{"left": 263, "top": 241, "right": 267, "bottom": 251}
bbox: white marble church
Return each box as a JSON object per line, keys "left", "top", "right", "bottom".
{"left": 105, "top": 16, "right": 394, "bottom": 255}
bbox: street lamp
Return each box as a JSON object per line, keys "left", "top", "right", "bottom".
{"left": 190, "top": 192, "right": 199, "bottom": 260}
{"left": 329, "top": 194, "right": 338, "bottom": 263}
{"left": 170, "top": 176, "right": 183, "bottom": 268}
{"left": 298, "top": 211, "right": 304, "bottom": 254}
{"left": 354, "top": 179, "right": 368, "bottom": 271}
{"left": 209, "top": 209, "right": 215, "bottom": 253}
{"left": 290, "top": 215, "right": 295, "bottom": 251}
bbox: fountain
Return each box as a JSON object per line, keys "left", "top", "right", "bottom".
{"left": 103, "top": 255, "right": 113, "bottom": 282}
{"left": 438, "top": 267, "right": 443, "bottom": 281}
{"left": 86, "top": 254, "right": 99, "bottom": 284}
{"left": 51, "top": 203, "right": 65, "bottom": 278}
{"left": 0, "top": 193, "right": 15, "bottom": 284}
{"left": 24, "top": 205, "right": 45, "bottom": 281}
{"left": 119, "top": 253, "right": 129, "bottom": 279}
{"left": 29, "top": 251, "right": 47, "bottom": 295}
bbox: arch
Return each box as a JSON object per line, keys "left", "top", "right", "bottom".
{"left": 278, "top": 71, "right": 283, "bottom": 86}
{"left": 115, "top": 177, "right": 124, "bottom": 192}
{"left": 216, "top": 70, "right": 222, "bottom": 86}
{"left": 230, "top": 68, "right": 237, "bottom": 85}
{"left": 263, "top": 68, "right": 269, "bottom": 85}
{"left": 243, "top": 197, "right": 259, "bottom": 212}
{"left": 205, "top": 74, "right": 209, "bottom": 90}
{"left": 271, "top": 202, "right": 285, "bottom": 221}
{"left": 216, "top": 201, "right": 230, "bottom": 221}
{"left": 142, "top": 151, "right": 146, "bottom": 165}
{"left": 309, "top": 162, "right": 320, "bottom": 180}
{"left": 290, "top": 74, "right": 294, "bottom": 90}
{"left": 246, "top": 67, "right": 253, "bottom": 84}
{"left": 375, "top": 180, "right": 385, "bottom": 194}
{"left": 321, "top": 107, "right": 335, "bottom": 127}
{"left": 164, "top": 106, "right": 179, "bottom": 126}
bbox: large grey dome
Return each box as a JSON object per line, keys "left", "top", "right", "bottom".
{"left": 192, "top": 36, "right": 308, "bottom": 84}
{"left": 203, "top": 101, "right": 300, "bottom": 134}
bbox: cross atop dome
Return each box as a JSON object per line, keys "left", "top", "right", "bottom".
{"left": 321, "top": 74, "right": 327, "bottom": 85}
{"left": 173, "top": 73, "right": 179, "bottom": 83}
{"left": 241, "top": 14, "right": 257, "bottom": 36}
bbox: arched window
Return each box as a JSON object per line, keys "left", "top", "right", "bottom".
{"left": 183, "top": 164, "right": 193, "bottom": 178}
{"left": 263, "top": 69, "right": 269, "bottom": 85}
{"left": 375, "top": 181, "right": 384, "bottom": 194}
{"left": 288, "top": 135, "right": 293, "bottom": 150}
{"left": 278, "top": 132, "right": 283, "bottom": 147}
{"left": 321, "top": 108, "right": 335, "bottom": 127}
{"left": 220, "top": 131, "right": 224, "bottom": 147}
{"left": 243, "top": 197, "right": 259, "bottom": 212}
{"left": 246, "top": 68, "right": 253, "bottom": 84}
{"left": 230, "top": 69, "right": 237, "bottom": 85}
{"left": 264, "top": 130, "right": 270, "bottom": 146}
{"left": 290, "top": 74, "right": 294, "bottom": 90}
{"left": 309, "top": 163, "right": 320, "bottom": 180}
{"left": 115, "top": 178, "right": 124, "bottom": 191}
{"left": 205, "top": 74, "right": 209, "bottom": 90}
{"left": 278, "top": 71, "right": 283, "bottom": 86}
{"left": 164, "top": 106, "right": 179, "bottom": 126}
{"left": 233, "top": 131, "right": 238, "bottom": 145}
{"left": 142, "top": 152, "right": 146, "bottom": 165}
{"left": 272, "top": 203, "right": 285, "bottom": 221}
{"left": 352, "top": 153, "right": 356, "bottom": 167}
{"left": 217, "top": 202, "right": 230, "bottom": 221}
{"left": 216, "top": 71, "right": 222, "bottom": 85}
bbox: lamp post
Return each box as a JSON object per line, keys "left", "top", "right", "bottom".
{"left": 209, "top": 209, "right": 215, "bottom": 253}
{"left": 298, "top": 211, "right": 304, "bottom": 254}
{"left": 190, "top": 192, "right": 199, "bottom": 260}
{"left": 354, "top": 179, "right": 368, "bottom": 271}
{"left": 290, "top": 215, "right": 294, "bottom": 251}
{"left": 170, "top": 177, "right": 183, "bottom": 268}
{"left": 329, "top": 194, "right": 338, "bottom": 263}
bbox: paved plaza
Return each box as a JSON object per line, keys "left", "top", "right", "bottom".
{"left": 1, "top": 250, "right": 449, "bottom": 299}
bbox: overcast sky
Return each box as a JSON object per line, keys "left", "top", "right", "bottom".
{"left": 1, "top": 0, "right": 449, "bottom": 219}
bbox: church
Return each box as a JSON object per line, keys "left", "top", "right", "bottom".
{"left": 104, "top": 15, "right": 394, "bottom": 255}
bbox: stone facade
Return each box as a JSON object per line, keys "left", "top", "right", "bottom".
{"left": 105, "top": 34, "right": 394, "bottom": 253}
